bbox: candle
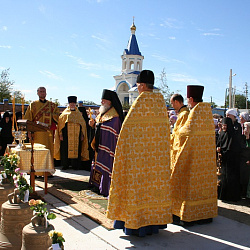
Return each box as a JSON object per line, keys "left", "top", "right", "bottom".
{"left": 12, "top": 95, "right": 15, "bottom": 132}
{"left": 21, "top": 95, "right": 25, "bottom": 119}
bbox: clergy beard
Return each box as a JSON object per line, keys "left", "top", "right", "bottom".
{"left": 99, "top": 103, "right": 111, "bottom": 115}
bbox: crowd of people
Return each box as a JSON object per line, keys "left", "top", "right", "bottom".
{"left": 0, "top": 69, "right": 249, "bottom": 237}
{"left": 216, "top": 109, "right": 250, "bottom": 201}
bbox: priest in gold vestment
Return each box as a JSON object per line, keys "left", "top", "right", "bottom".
{"left": 24, "top": 87, "right": 60, "bottom": 175}
{"left": 171, "top": 85, "right": 217, "bottom": 225}
{"left": 170, "top": 94, "right": 189, "bottom": 168}
{"left": 24, "top": 87, "right": 60, "bottom": 155}
{"left": 107, "top": 70, "right": 172, "bottom": 237}
{"left": 54, "top": 96, "right": 89, "bottom": 170}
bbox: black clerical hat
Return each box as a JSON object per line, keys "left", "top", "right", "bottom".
{"left": 101, "top": 89, "right": 124, "bottom": 123}
{"left": 68, "top": 96, "right": 77, "bottom": 103}
{"left": 187, "top": 85, "right": 204, "bottom": 101}
{"left": 137, "top": 70, "right": 154, "bottom": 85}
{"left": 102, "top": 89, "right": 114, "bottom": 101}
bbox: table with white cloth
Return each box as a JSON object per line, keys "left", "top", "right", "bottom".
{"left": 8, "top": 143, "right": 55, "bottom": 194}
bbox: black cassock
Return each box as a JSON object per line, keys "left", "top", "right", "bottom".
{"left": 217, "top": 118, "right": 243, "bottom": 202}
{"left": 60, "top": 123, "right": 82, "bottom": 170}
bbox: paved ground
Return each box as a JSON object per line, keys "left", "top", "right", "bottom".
{"left": 36, "top": 168, "right": 250, "bottom": 250}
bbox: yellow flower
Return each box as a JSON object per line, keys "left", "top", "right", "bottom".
{"left": 48, "top": 230, "right": 55, "bottom": 237}
{"left": 29, "top": 199, "right": 36, "bottom": 206}
{"left": 36, "top": 199, "right": 43, "bottom": 205}
{"left": 57, "top": 232, "right": 63, "bottom": 237}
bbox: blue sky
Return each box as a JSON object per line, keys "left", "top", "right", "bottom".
{"left": 1, "top": 0, "right": 250, "bottom": 107}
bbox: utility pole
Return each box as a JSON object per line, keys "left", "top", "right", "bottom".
{"left": 229, "top": 69, "right": 232, "bottom": 108}
{"left": 245, "top": 82, "right": 248, "bottom": 109}
{"left": 229, "top": 69, "right": 236, "bottom": 109}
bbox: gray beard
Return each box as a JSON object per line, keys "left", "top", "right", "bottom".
{"left": 99, "top": 104, "right": 111, "bottom": 115}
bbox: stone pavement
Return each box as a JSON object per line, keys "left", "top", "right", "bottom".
{"left": 36, "top": 169, "right": 250, "bottom": 250}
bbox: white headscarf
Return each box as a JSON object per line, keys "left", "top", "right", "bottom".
{"left": 240, "top": 112, "right": 250, "bottom": 122}
{"left": 226, "top": 109, "right": 237, "bottom": 117}
{"left": 244, "top": 122, "right": 250, "bottom": 139}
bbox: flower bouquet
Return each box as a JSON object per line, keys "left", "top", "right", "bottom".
{"left": 13, "top": 168, "right": 33, "bottom": 202}
{"left": 0, "top": 153, "right": 20, "bottom": 184}
{"left": 29, "top": 199, "right": 56, "bottom": 227}
{"left": 48, "top": 230, "right": 65, "bottom": 249}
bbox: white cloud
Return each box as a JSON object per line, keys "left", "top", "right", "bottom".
{"left": 202, "top": 28, "right": 223, "bottom": 36}
{"left": 0, "top": 45, "right": 11, "bottom": 49}
{"left": 77, "top": 59, "right": 100, "bottom": 70}
{"left": 151, "top": 54, "right": 170, "bottom": 63}
{"left": 2, "top": 26, "right": 7, "bottom": 31}
{"left": 87, "top": 0, "right": 105, "bottom": 2}
{"left": 168, "top": 73, "right": 201, "bottom": 84}
{"left": 202, "top": 32, "right": 222, "bottom": 36}
{"left": 65, "top": 52, "right": 120, "bottom": 72}
{"left": 151, "top": 54, "right": 184, "bottom": 64}
{"left": 169, "top": 36, "right": 176, "bottom": 40}
{"left": 39, "top": 70, "right": 63, "bottom": 80}
{"left": 91, "top": 35, "right": 107, "bottom": 43}
{"left": 160, "top": 18, "right": 182, "bottom": 29}
{"left": 90, "top": 73, "right": 101, "bottom": 78}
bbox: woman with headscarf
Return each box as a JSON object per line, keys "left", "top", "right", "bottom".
{"left": 0, "top": 111, "right": 14, "bottom": 156}
{"left": 240, "top": 112, "right": 250, "bottom": 128}
{"left": 241, "top": 121, "right": 250, "bottom": 196}
{"left": 243, "top": 122, "right": 250, "bottom": 199}
{"left": 169, "top": 114, "right": 177, "bottom": 134}
{"left": 217, "top": 117, "right": 241, "bottom": 201}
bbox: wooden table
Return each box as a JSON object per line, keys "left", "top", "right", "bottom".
{"left": 9, "top": 144, "right": 55, "bottom": 194}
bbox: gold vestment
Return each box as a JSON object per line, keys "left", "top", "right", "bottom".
{"left": 170, "top": 106, "right": 189, "bottom": 168}
{"left": 171, "top": 102, "right": 217, "bottom": 222}
{"left": 24, "top": 100, "right": 59, "bottom": 157}
{"left": 107, "top": 91, "right": 172, "bottom": 229}
{"left": 54, "top": 107, "right": 89, "bottom": 161}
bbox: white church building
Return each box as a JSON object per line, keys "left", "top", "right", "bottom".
{"left": 112, "top": 21, "right": 144, "bottom": 105}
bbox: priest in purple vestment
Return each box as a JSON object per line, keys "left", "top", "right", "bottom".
{"left": 89, "top": 89, "right": 124, "bottom": 197}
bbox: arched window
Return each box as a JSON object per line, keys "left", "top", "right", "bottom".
{"left": 130, "top": 61, "right": 134, "bottom": 70}
{"left": 123, "top": 84, "right": 129, "bottom": 91}
{"left": 137, "top": 62, "right": 140, "bottom": 71}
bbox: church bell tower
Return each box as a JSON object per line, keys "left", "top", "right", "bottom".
{"left": 113, "top": 19, "right": 144, "bottom": 105}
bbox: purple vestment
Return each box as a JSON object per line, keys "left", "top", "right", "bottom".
{"left": 90, "top": 116, "right": 121, "bottom": 196}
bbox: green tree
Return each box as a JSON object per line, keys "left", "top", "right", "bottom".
{"left": 50, "top": 98, "right": 60, "bottom": 106}
{"left": 234, "top": 94, "right": 250, "bottom": 109}
{"left": 225, "top": 94, "right": 250, "bottom": 109}
{"left": 0, "top": 69, "right": 27, "bottom": 103}
{"left": 82, "top": 100, "right": 97, "bottom": 105}
{"left": 0, "top": 68, "right": 14, "bottom": 102}
{"left": 157, "top": 68, "right": 172, "bottom": 105}
{"left": 210, "top": 101, "right": 217, "bottom": 108}
{"left": 122, "top": 102, "right": 130, "bottom": 111}
{"left": 13, "top": 90, "right": 24, "bottom": 104}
